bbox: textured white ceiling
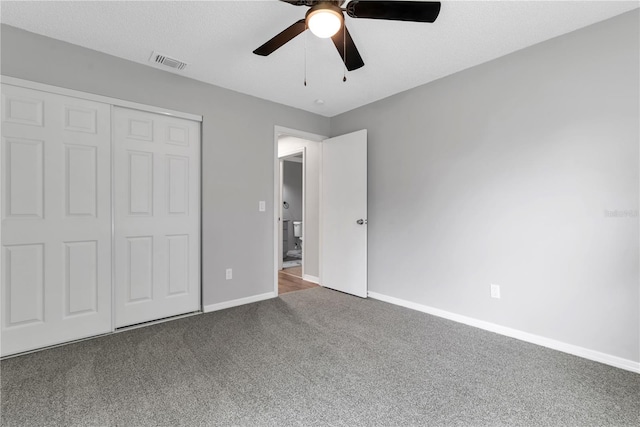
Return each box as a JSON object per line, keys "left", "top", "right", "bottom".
{"left": 1, "top": 1, "right": 637, "bottom": 117}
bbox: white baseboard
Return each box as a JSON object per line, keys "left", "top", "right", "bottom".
{"left": 203, "top": 292, "right": 276, "bottom": 313}
{"left": 303, "top": 274, "right": 320, "bottom": 284}
{"left": 368, "top": 291, "right": 640, "bottom": 374}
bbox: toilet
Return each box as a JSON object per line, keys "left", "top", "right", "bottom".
{"left": 293, "top": 221, "right": 302, "bottom": 242}
{"left": 287, "top": 221, "right": 303, "bottom": 259}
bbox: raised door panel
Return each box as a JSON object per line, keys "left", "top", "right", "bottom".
{"left": 128, "top": 151, "right": 154, "bottom": 216}
{"left": 2, "top": 93, "right": 43, "bottom": 127}
{"left": 65, "top": 144, "right": 97, "bottom": 217}
{"left": 64, "top": 241, "right": 98, "bottom": 316}
{"left": 3, "top": 244, "right": 45, "bottom": 327}
{"left": 3, "top": 138, "right": 44, "bottom": 219}
{"left": 64, "top": 105, "right": 97, "bottom": 134}
{"left": 167, "top": 155, "right": 188, "bottom": 215}
{"left": 127, "top": 236, "right": 154, "bottom": 303}
{"left": 166, "top": 125, "right": 188, "bottom": 146}
{"left": 128, "top": 118, "right": 154, "bottom": 141}
{"left": 167, "top": 235, "right": 189, "bottom": 296}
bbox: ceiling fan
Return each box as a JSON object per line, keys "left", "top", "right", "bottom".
{"left": 253, "top": 1, "right": 442, "bottom": 71}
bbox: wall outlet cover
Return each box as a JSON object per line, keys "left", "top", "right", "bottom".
{"left": 490, "top": 284, "right": 501, "bottom": 299}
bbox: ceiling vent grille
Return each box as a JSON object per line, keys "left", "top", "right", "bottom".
{"left": 149, "top": 51, "right": 187, "bottom": 70}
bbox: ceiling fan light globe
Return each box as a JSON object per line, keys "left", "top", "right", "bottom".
{"left": 307, "top": 9, "right": 343, "bottom": 38}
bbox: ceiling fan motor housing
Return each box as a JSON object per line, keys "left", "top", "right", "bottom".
{"left": 305, "top": 2, "right": 345, "bottom": 37}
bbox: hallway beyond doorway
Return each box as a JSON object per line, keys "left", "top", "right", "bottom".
{"left": 278, "top": 270, "right": 318, "bottom": 295}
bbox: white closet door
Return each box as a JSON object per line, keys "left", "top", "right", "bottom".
{"left": 1, "top": 84, "right": 112, "bottom": 356}
{"left": 113, "top": 107, "right": 200, "bottom": 328}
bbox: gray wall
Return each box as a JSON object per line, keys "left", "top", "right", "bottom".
{"left": 282, "top": 160, "right": 303, "bottom": 251}
{"left": 0, "top": 24, "right": 330, "bottom": 306}
{"left": 331, "top": 11, "right": 640, "bottom": 362}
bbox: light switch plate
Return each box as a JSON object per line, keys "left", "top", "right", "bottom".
{"left": 490, "top": 284, "right": 501, "bottom": 299}
{"left": 259, "top": 201, "right": 266, "bottom": 212}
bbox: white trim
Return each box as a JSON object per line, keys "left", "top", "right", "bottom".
{"left": 203, "top": 292, "right": 276, "bottom": 313}
{"left": 274, "top": 133, "right": 279, "bottom": 296}
{"left": 110, "top": 105, "right": 116, "bottom": 333}
{"left": 284, "top": 156, "right": 303, "bottom": 163}
{"left": 278, "top": 159, "right": 284, "bottom": 273}
{"left": 303, "top": 274, "right": 320, "bottom": 284}
{"left": 114, "top": 311, "right": 201, "bottom": 333}
{"left": 318, "top": 136, "right": 324, "bottom": 290}
{"left": 280, "top": 148, "right": 306, "bottom": 159}
{"left": 199, "top": 120, "right": 205, "bottom": 313}
{"left": 301, "top": 147, "right": 305, "bottom": 281}
{"left": 275, "top": 125, "right": 326, "bottom": 142}
{"left": 1, "top": 76, "right": 203, "bottom": 122}
{"left": 368, "top": 291, "right": 640, "bottom": 374}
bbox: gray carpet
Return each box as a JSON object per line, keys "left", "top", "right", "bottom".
{"left": 1, "top": 287, "right": 639, "bottom": 426}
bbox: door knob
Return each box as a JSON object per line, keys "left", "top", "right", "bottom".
{"left": 356, "top": 219, "right": 367, "bottom": 225}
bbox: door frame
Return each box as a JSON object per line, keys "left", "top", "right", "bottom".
{"left": 273, "top": 126, "right": 327, "bottom": 296}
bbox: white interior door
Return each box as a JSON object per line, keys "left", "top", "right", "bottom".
{"left": 1, "top": 84, "right": 112, "bottom": 356}
{"left": 114, "top": 107, "right": 200, "bottom": 328}
{"left": 321, "top": 129, "right": 367, "bottom": 298}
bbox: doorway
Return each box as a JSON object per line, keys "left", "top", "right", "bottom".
{"left": 274, "top": 127, "right": 324, "bottom": 295}
{"left": 280, "top": 152, "right": 304, "bottom": 277}
{"left": 273, "top": 126, "right": 368, "bottom": 298}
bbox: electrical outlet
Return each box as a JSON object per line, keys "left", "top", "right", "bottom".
{"left": 259, "top": 201, "right": 266, "bottom": 212}
{"left": 225, "top": 268, "right": 233, "bottom": 280}
{"left": 490, "top": 284, "right": 501, "bottom": 299}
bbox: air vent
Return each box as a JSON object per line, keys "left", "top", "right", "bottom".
{"left": 149, "top": 51, "right": 188, "bottom": 70}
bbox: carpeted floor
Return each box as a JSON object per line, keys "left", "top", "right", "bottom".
{"left": 2, "top": 287, "right": 639, "bottom": 426}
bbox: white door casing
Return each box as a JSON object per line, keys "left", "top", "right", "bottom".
{"left": 321, "top": 130, "right": 368, "bottom": 298}
{"left": 113, "top": 107, "right": 200, "bottom": 328}
{"left": 1, "top": 84, "right": 112, "bottom": 356}
{"left": 278, "top": 159, "right": 284, "bottom": 271}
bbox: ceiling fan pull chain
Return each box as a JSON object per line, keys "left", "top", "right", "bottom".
{"left": 304, "top": 29, "right": 308, "bottom": 86}
{"left": 342, "top": 22, "right": 347, "bottom": 82}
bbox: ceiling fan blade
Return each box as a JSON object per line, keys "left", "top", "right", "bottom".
{"left": 346, "top": 1, "right": 441, "bottom": 23}
{"left": 253, "top": 19, "right": 306, "bottom": 56}
{"left": 279, "top": 0, "right": 310, "bottom": 6}
{"left": 331, "top": 25, "right": 364, "bottom": 71}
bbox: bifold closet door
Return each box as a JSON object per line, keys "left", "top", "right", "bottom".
{"left": 1, "top": 84, "right": 112, "bottom": 356}
{"left": 113, "top": 107, "right": 200, "bottom": 328}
